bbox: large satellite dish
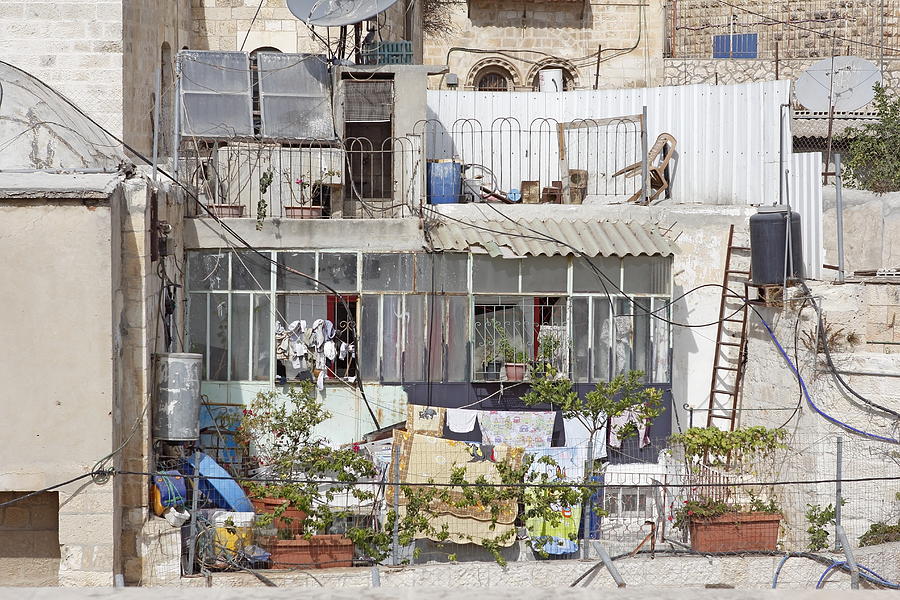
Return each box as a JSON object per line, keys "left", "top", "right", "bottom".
{"left": 795, "top": 56, "right": 882, "bottom": 112}
{"left": 287, "top": 0, "right": 401, "bottom": 27}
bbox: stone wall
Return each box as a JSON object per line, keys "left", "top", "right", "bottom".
{"left": 423, "top": 0, "right": 665, "bottom": 90}
{"left": 0, "top": 1, "right": 124, "bottom": 137}
{"left": 0, "top": 492, "right": 60, "bottom": 586}
{"left": 670, "top": 0, "right": 900, "bottom": 61}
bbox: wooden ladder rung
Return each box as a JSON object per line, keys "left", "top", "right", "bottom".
{"left": 712, "top": 389, "right": 736, "bottom": 396}
{"left": 718, "top": 341, "right": 742, "bottom": 347}
{"left": 730, "top": 245, "right": 751, "bottom": 251}
{"left": 714, "top": 365, "right": 739, "bottom": 372}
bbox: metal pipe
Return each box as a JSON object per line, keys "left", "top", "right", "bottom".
{"left": 779, "top": 103, "right": 790, "bottom": 205}
{"left": 640, "top": 105, "right": 649, "bottom": 204}
{"left": 173, "top": 54, "right": 182, "bottom": 186}
{"left": 835, "top": 525, "right": 859, "bottom": 589}
{"left": 835, "top": 153, "right": 845, "bottom": 283}
{"left": 390, "top": 447, "right": 401, "bottom": 566}
{"left": 582, "top": 438, "right": 595, "bottom": 560}
{"left": 592, "top": 541, "right": 627, "bottom": 588}
{"left": 187, "top": 449, "right": 201, "bottom": 575}
{"left": 834, "top": 436, "right": 843, "bottom": 551}
{"left": 833, "top": 369, "right": 900, "bottom": 379}
{"left": 152, "top": 62, "right": 162, "bottom": 186}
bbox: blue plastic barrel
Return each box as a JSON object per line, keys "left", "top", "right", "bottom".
{"left": 427, "top": 160, "right": 462, "bottom": 204}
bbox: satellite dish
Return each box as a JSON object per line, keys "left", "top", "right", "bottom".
{"left": 287, "top": 0, "right": 401, "bottom": 27}
{"left": 795, "top": 56, "right": 882, "bottom": 112}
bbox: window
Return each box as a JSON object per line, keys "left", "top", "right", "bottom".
{"left": 604, "top": 486, "right": 654, "bottom": 519}
{"left": 475, "top": 68, "right": 512, "bottom": 92}
{"left": 712, "top": 33, "right": 758, "bottom": 59}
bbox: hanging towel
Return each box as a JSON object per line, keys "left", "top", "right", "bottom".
{"left": 323, "top": 340, "right": 337, "bottom": 361}
{"left": 324, "top": 319, "right": 336, "bottom": 340}
{"left": 446, "top": 408, "right": 478, "bottom": 434}
{"left": 339, "top": 342, "right": 348, "bottom": 360}
{"left": 407, "top": 404, "right": 446, "bottom": 437}
{"left": 563, "top": 417, "right": 607, "bottom": 459}
{"left": 607, "top": 411, "right": 651, "bottom": 449}
{"left": 477, "top": 410, "right": 555, "bottom": 449}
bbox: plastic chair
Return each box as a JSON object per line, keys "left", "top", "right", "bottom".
{"left": 612, "top": 133, "right": 677, "bottom": 204}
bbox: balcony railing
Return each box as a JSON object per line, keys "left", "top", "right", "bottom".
{"left": 179, "top": 136, "right": 425, "bottom": 220}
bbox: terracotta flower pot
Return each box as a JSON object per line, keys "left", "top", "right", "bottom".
{"left": 284, "top": 206, "right": 323, "bottom": 219}
{"left": 505, "top": 362, "right": 525, "bottom": 381}
{"left": 265, "top": 534, "right": 353, "bottom": 569}
{"left": 205, "top": 204, "right": 245, "bottom": 218}
{"left": 689, "top": 512, "right": 781, "bottom": 552}
{"left": 250, "top": 497, "right": 307, "bottom": 535}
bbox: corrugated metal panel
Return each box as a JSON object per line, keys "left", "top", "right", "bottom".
{"left": 425, "top": 81, "right": 793, "bottom": 206}
{"left": 789, "top": 152, "right": 824, "bottom": 280}
{"left": 428, "top": 219, "right": 678, "bottom": 257}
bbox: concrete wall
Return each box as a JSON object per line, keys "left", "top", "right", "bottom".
{"left": 0, "top": 1, "right": 125, "bottom": 137}
{"left": 821, "top": 186, "right": 900, "bottom": 276}
{"left": 423, "top": 0, "right": 665, "bottom": 90}
{"left": 0, "top": 175, "right": 122, "bottom": 586}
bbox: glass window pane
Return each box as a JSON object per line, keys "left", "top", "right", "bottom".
{"left": 521, "top": 256, "right": 568, "bottom": 293}
{"left": 623, "top": 256, "right": 671, "bottom": 294}
{"left": 403, "top": 295, "right": 426, "bottom": 382}
{"left": 381, "top": 295, "right": 403, "bottom": 382}
{"left": 252, "top": 294, "right": 270, "bottom": 381}
{"left": 427, "top": 296, "right": 445, "bottom": 382}
{"left": 633, "top": 297, "right": 651, "bottom": 381}
{"left": 572, "top": 297, "right": 589, "bottom": 383}
{"left": 209, "top": 293, "right": 229, "bottom": 381}
{"left": 362, "top": 254, "right": 413, "bottom": 291}
{"left": 231, "top": 294, "right": 251, "bottom": 380}
{"left": 474, "top": 297, "right": 526, "bottom": 379}
{"left": 319, "top": 253, "right": 358, "bottom": 292}
{"left": 573, "top": 256, "right": 620, "bottom": 293}
{"left": 472, "top": 256, "right": 519, "bottom": 293}
{"left": 614, "top": 298, "right": 633, "bottom": 375}
{"left": 416, "top": 253, "right": 467, "bottom": 293}
{"left": 232, "top": 251, "right": 271, "bottom": 291}
{"left": 277, "top": 252, "right": 316, "bottom": 291}
{"left": 591, "top": 297, "right": 611, "bottom": 381}
{"left": 359, "top": 295, "right": 379, "bottom": 380}
{"left": 188, "top": 293, "right": 208, "bottom": 378}
{"left": 447, "top": 296, "right": 469, "bottom": 382}
{"left": 652, "top": 298, "right": 671, "bottom": 383}
{"left": 188, "top": 251, "right": 228, "bottom": 290}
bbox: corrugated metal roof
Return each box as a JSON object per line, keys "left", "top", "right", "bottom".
{"left": 427, "top": 218, "right": 678, "bottom": 258}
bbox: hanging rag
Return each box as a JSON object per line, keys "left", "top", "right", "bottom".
{"left": 563, "top": 417, "right": 607, "bottom": 459}
{"left": 339, "top": 342, "right": 348, "bottom": 360}
{"left": 524, "top": 446, "right": 584, "bottom": 554}
{"left": 446, "top": 408, "right": 478, "bottom": 434}
{"left": 312, "top": 319, "right": 325, "bottom": 349}
{"left": 316, "top": 368, "right": 325, "bottom": 391}
{"left": 477, "top": 410, "right": 555, "bottom": 449}
{"left": 323, "top": 340, "right": 337, "bottom": 361}
{"left": 324, "top": 319, "right": 336, "bottom": 340}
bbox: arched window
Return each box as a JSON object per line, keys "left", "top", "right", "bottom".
{"left": 531, "top": 67, "right": 575, "bottom": 91}
{"left": 474, "top": 67, "right": 513, "bottom": 92}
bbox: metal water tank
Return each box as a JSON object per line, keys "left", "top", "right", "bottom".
{"left": 153, "top": 353, "right": 203, "bottom": 441}
{"left": 749, "top": 206, "right": 804, "bottom": 286}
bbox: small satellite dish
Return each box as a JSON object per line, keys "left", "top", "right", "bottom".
{"left": 795, "top": 56, "right": 882, "bottom": 112}
{"left": 287, "top": 0, "right": 401, "bottom": 27}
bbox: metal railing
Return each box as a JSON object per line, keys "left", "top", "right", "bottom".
{"left": 178, "top": 136, "right": 425, "bottom": 219}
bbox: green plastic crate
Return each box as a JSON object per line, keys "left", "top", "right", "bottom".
{"left": 360, "top": 41, "right": 413, "bottom": 65}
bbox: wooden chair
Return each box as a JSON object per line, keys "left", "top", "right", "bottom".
{"left": 612, "top": 133, "right": 677, "bottom": 204}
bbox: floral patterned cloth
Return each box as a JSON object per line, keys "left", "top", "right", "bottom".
{"left": 478, "top": 410, "right": 556, "bottom": 449}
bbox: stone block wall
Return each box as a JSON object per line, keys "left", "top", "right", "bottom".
{"left": 0, "top": 492, "right": 60, "bottom": 586}
{"left": 0, "top": 0, "right": 125, "bottom": 137}
{"left": 670, "top": 0, "right": 900, "bottom": 61}
{"left": 423, "top": 0, "right": 665, "bottom": 90}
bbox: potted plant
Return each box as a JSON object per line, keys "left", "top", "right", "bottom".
{"left": 480, "top": 319, "right": 503, "bottom": 381}
{"left": 232, "top": 382, "right": 376, "bottom": 568}
{"left": 669, "top": 426, "right": 786, "bottom": 552}
{"left": 497, "top": 334, "right": 527, "bottom": 381}
{"left": 284, "top": 169, "right": 339, "bottom": 219}
{"left": 533, "top": 333, "right": 562, "bottom": 373}
{"left": 194, "top": 159, "right": 245, "bottom": 218}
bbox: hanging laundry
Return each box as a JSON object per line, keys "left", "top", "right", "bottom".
{"left": 607, "top": 411, "right": 651, "bottom": 449}
{"left": 324, "top": 319, "right": 336, "bottom": 340}
{"left": 563, "top": 417, "right": 607, "bottom": 459}
{"left": 315, "top": 368, "right": 325, "bottom": 391}
{"left": 446, "top": 408, "right": 478, "bottom": 434}
{"left": 406, "top": 404, "right": 446, "bottom": 438}
{"left": 477, "top": 410, "right": 555, "bottom": 449}
{"left": 311, "top": 319, "right": 325, "bottom": 349}
{"left": 323, "top": 340, "right": 337, "bottom": 361}
{"left": 527, "top": 446, "right": 586, "bottom": 483}
{"left": 525, "top": 446, "right": 584, "bottom": 555}
{"left": 339, "top": 342, "right": 348, "bottom": 360}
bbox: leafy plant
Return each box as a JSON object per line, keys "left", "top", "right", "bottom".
{"left": 672, "top": 494, "right": 780, "bottom": 531}
{"left": 801, "top": 316, "right": 855, "bottom": 354}
{"left": 536, "top": 333, "right": 562, "bottom": 363}
{"left": 806, "top": 501, "right": 842, "bottom": 551}
{"left": 842, "top": 84, "right": 900, "bottom": 194}
{"left": 497, "top": 334, "right": 526, "bottom": 363}
{"left": 859, "top": 521, "right": 900, "bottom": 547}
{"left": 669, "top": 426, "right": 786, "bottom": 473}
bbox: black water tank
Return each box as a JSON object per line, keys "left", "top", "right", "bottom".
{"left": 749, "top": 206, "right": 804, "bottom": 285}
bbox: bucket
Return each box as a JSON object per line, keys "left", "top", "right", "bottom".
{"left": 427, "top": 160, "right": 462, "bottom": 204}
{"left": 153, "top": 353, "right": 203, "bottom": 441}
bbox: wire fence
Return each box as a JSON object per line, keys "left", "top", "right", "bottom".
{"left": 134, "top": 430, "right": 900, "bottom": 584}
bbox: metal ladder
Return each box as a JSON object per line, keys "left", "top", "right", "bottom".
{"left": 705, "top": 225, "right": 751, "bottom": 431}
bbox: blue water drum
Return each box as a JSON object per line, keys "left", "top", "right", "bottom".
{"left": 427, "top": 160, "right": 462, "bottom": 204}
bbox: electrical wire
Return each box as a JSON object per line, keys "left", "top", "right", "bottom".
{"left": 0, "top": 472, "right": 103, "bottom": 509}
{"left": 239, "top": 0, "right": 266, "bottom": 52}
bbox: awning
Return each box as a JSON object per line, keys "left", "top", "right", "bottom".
{"left": 426, "top": 218, "right": 678, "bottom": 258}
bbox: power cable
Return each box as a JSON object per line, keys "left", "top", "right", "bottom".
{"left": 0, "top": 472, "right": 103, "bottom": 509}
{"left": 239, "top": 0, "right": 266, "bottom": 52}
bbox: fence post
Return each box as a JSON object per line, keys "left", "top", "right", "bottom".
{"left": 641, "top": 105, "right": 649, "bottom": 205}
{"left": 186, "top": 450, "right": 201, "bottom": 575}
{"left": 834, "top": 153, "right": 845, "bottom": 283}
{"left": 391, "top": 445, "right": 401, "bottom": 566}
{"left": 835, "top": 436, "right": 843, "bottom": 551}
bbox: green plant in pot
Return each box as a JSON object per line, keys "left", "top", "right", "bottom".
{"left": 497, "top": 334, "right": 527, "bottom": 381}
{"left": 233, "top": 382, "right": 376, "bottom": 568}
{"left": 669, "top": 426, "right": 786, "bottom": 553}
{"left": 480, "top": 319, "right": 504, "bottom": 381}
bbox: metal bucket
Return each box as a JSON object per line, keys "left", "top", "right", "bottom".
{"left": 153, "top": 353, "right": 203, "bottom": 441}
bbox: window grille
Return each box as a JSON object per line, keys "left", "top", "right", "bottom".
{"left": 343, "top": 81, "right": 393, "bottom": 122}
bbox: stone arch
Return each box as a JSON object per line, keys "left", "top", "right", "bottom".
{"left": 465, "top": 57, "right": 521, "bottom": 91}
{"left": 526, "top": 58, "right": 580, "bottom": 91}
